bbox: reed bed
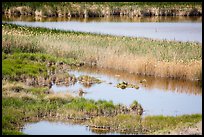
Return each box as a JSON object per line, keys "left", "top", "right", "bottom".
{"left": 2, "top": 23, "right": 201, "bottom": 81}
{"left": 2, "top": 2, "right": 202, "bottom": 18}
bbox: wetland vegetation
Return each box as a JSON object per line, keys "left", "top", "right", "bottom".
{"left": 2, "top": 79, "right": 202, "bottom": 135}
{"left": 2, "top": 2, "right": 202, "bottom": 135}
{"left": 3, "top": 23, "right": 202, "bottom": 81}
{"left": 2, "top": 22, "right": 202, "bottom": 135}
{"left": 2, "top": 2, "right": 202, "bottom": 18}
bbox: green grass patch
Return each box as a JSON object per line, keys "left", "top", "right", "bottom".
{"left": 142, "top": 114, "right": 202, "bottom": 134}
{"left": 63, "top": 98, "right": 116, "bottom": 115}
{"left": 2, "top": 56, "right": 47, "bottom": 80}
{"left": 2, "top": 129, "right": 26, "bottom": 135}
{"left": 89, "top": 114, "right": 202, "bottom": 134}
{"left": 2, "top": 52, "right": 79, "bottom": 81}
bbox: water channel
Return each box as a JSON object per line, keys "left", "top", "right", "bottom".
{"left": 3, "top": 15, "right": 202, "bottom": 43}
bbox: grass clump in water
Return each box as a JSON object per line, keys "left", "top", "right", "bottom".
{"left": 116, "top": 81, "right": 140, "bottom": 90}
{"left": 78, "top": 75, "right": 102, "bottom": 87}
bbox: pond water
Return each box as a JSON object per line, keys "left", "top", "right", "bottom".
{"left": 21, "top": 121, "right": 123, "bottom": 135}
{"left": 51, "top": 66, "right": 202, "bottom": 117}
{"left": 22, "top": 66, "right": 202, "bottom": 135}
{"left": 3, "top": 15, "right": 202, "bottom": 43}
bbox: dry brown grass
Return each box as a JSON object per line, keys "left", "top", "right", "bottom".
{"left": 43, "top": 92, "right": 74, "bottom": 102}
{"left": 2, "top": 80, "right": 37, "bottom": 100}
{"left": 2, "top": 24, "right": 202, "bottom": 81}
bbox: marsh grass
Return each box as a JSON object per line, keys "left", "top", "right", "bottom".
{"left": 2, "top": 51, "right": 79, "bottom": 81}
{"left": 2, "top": 54, "right": 48, "bottom": 80}
{"left": 63, "top": 98, "right": 116, "bottom": 116}
{"left": 88, "top": 114, "right": 202, "bottom": 134}
{"left": 2, "top": 2, "right": 202, "bottom": 18}
{"left": 2, "top": 23, "right": 202, "bottom": 81}
{"left": 2, "top": 130, "right": 26, "bottom": 135}
{"left": 142, "top": 114, "right": 202, "bottom": 134}
{"left": 2, "top": 80, "right": 141, "bottom": 134}
{"left": 2, "top": 80, "right": 202, "bottom": 135}
{"left": 2, "top": 2, "right": 201, "bottom": 10}
{"left": 43, "top": 93, "right": 74, "bottom": 104}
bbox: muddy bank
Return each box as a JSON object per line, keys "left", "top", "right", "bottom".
{"left": 2, "top": 3, "right": 202, "bottom": 18}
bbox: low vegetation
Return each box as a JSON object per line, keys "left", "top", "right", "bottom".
{"left": 2, "top": 52, "right": 79, "bottom": 83}
{"left": 2, "top": 23, "right": 202, "bottom": 81}
{"left": 2, "top": 80, "right": 143, "bottom": 135}
{"left": 88, "top": 114, "right": 201, "bottom": 134}
{"left": 2, "top": 80, "right": 201, "bottom": 135}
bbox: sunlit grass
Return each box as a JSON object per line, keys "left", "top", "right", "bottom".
{"left": 88, "top": 114, "right": 202, "bottom": 134}
{"left": 142, "top": 114, "right": 202, "bottom": 134}
{"left": 2, "top": 80, "right": 143, "bottom": 134}
{"left": 2, "top": 51, "right": 79, "bottom": 81}
{"left": 2, "top": 23, "right": 202, "bottom": 81}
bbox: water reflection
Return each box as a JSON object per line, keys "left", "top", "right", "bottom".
{"left": 74, "top": 66, "right": 202, "bottom": 95}
{"left": 2, "top": 14, "right": 202, "bottom": 22}
{"left": 51, "top": 66, "right": 202, "bottom": 116}
{"left": 22, "top": 121, "right": 122, "bottom": 135}
{"left": 4, "top": 19, "right": 202, "bottom": 43}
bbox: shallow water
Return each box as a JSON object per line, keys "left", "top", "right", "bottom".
{"left": 51, "top": 66, "right": 202, "bottom": 116}
{"left": 22, "top": 121, "right": 122, "bottom": 135}
{"left": 22, "top": 66, "right": 202, "bottom": 135}
{"left": 3, "top": 15, "right": 202, "bottom": 43}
